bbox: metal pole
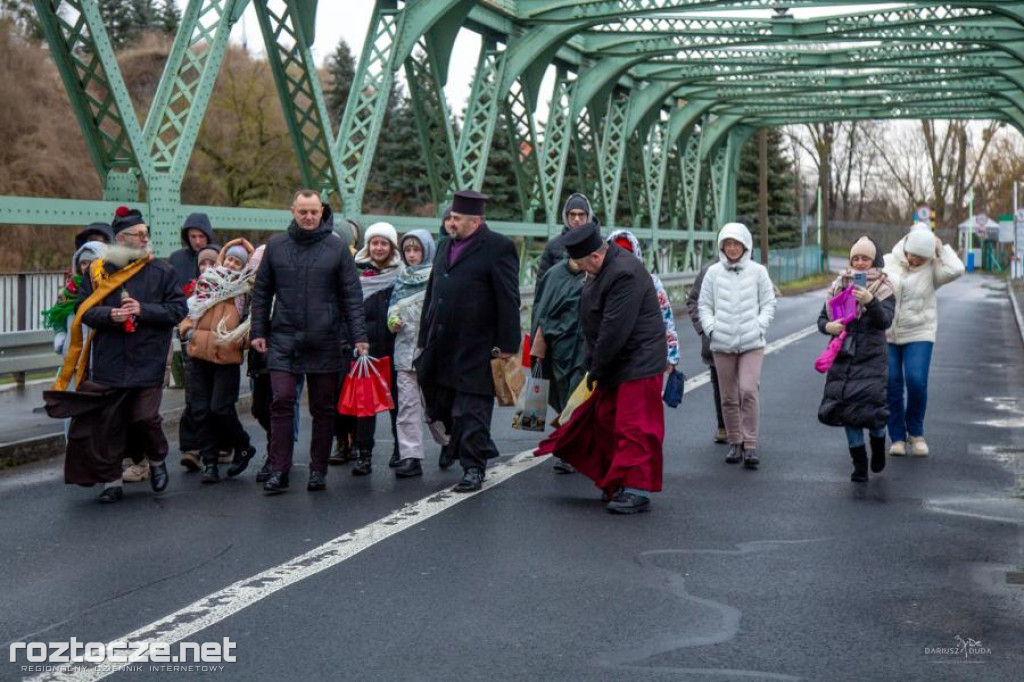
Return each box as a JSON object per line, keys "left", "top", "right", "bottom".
{"left": 1014, "top": 181, "right": 1020, "bottom": 279}
{"left": 758, "top": 129, "right": 769, "bottom": 266}
{"left": 817, "top": 186, "right": 823, "bottom": 273}
{"left": 967, "top": 188, "right": 974, "bottom": 273}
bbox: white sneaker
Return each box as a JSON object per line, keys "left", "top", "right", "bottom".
{"left": 123, "top": 460, "right": 150, "bottom": 482}
{"left": 889, "top": 441, "right": 907, "bottom": 456}
{"left": 909, "top": 436, "right": 929, "bottom": 456}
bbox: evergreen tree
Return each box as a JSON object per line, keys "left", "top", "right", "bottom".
{"left": 325, "top": 38, "right": 355, "bottom": 130}
{"left": 158, "top": 0, "right": 180, "bottom": 36}
{"left": 1, "top": 0, "right": 43, "bottom": 42}
{"left": 367, "top": 93, "right": 431, "bottom": 213}
{"left": 736, "top": 128, "right": 800, "bottom": 248}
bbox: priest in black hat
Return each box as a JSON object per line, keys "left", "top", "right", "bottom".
{"left": 416, "top": 189, "right": 521, "bottom": 492}
{"left": 45, "top": 206, "right": 187, "bottom": 503}
{"left": 534, "top": 220, "right": 667, "bottom": 514}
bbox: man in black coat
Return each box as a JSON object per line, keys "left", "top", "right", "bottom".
{"left": 536, "top": 221, "right": 667, "bottom": 514}
{"left": 417, "top": 190, "right": 521, "bottom": 492}
{"left": 251, "top": 190, "right": 368, "bottom": 494}
{"left": 536, "top": 192, "right": 594, "bottom": 281}
{"left": 69, "top": 207, "right": 187, "bottom": 502}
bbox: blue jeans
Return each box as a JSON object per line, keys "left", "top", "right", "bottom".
{"left": 845, "top": 426, "right": 886, "bottom": 448}
{"left": 886, "top": 341, "right": 933, "bottom": 442}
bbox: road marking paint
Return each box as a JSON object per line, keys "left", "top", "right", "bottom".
{"left": 27, "top": 450, "right": 549, "bottom": 682}
{"left": 28, "top": 323, "right": 822, "bottom": 682}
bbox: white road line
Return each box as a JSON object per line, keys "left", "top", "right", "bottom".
{"left": 27, "top": 451, "right": 549, "bottom": 682}
{"left": 27, "top": 323, "right": 821, "bottom": 682}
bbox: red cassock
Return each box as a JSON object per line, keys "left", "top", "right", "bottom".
{"left": 535, "top": 375, "right": 664, "bottom": 497}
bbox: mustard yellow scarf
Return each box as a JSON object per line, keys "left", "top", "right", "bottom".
{"left": 53, "top": 256, "right": 151, "bottom": 391}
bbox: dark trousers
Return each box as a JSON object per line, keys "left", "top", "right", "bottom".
{"left": 178, "top": 352, "right": 201, "bottom": 452}
{"left": 709, "top": 364, "right": 725, "bottom": 429}
{"left": 189, "top": 358, "right": 250, "bottom": 464}
{"left": 127, "top": 386, "right": 170, "bottom": 465}
{"left": 269, "top": 371, "right": 338, "bottom": 474}
{"left": 252, "top": 372, "right": 272, "bottom": 448}
{"left": 434, "top": 386, "right": 498, "bottom": 472}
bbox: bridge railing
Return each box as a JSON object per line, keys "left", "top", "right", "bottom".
{"left": 1, "top": 270, "right": 701, "bottom": 382}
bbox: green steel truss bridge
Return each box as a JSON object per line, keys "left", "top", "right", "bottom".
{"left": 7, "top": 1, "right": 1024, "bottom": 278}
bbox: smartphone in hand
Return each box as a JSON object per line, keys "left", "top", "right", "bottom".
{"left": 853, "top": 272, "right": 867, "bottom": 288}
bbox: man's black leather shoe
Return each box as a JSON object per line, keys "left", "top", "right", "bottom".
{"left": 453, "top": 468, "right": 484, "bottom": 493}
{"left": 606, "top": 491, "right": 650, "bottom": 514}
{"left": 263, "top": 471, "right": 289, "bottom": 494}
{"left": 98, "top": 486, "right": 123, "bottom": 503}
{"left": 150, "top": 462, "right": 169, "bottom": 492}
{"left": 395, "top": 458, "right": 422, "bottom": 478}
{"left": 307, "top": 471, "right": 326, "bottom": 491}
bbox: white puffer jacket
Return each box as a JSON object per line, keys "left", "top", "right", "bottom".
{"left": 698, "top": 222, "right": 777, "bottom": 354}
{"left": 883, "top": 236, "right": 965, "bottom": 345}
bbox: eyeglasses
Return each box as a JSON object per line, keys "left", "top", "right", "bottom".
{"left": 121, "top": 230, "right": 149, "bottom": 240}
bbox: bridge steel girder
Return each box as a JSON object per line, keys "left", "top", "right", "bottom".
{"left": 597, "top": 94, "right": 631, "bottom": 224}
{"left": 255, "top": 0, "right": 341, "bottom": 199}
{"left": 404, "top": 37, "right": 458, "bottom": 214}
{"left": 538, "top": 72, "right": 578, "bottom": 229}
{"left": 504, "top": 75, "right": 545, "bottom": 222}
{"left": 452, "top": 42, "right": 508, "bottom": 194}
{"left": 31, "top": 0, "right": 152, "bottom": 192}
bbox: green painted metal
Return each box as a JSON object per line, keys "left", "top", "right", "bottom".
{"left": 254, "top": 0, "right": 340, "bottom": 198}
{"left": 404, "top": 36, "right": 458, "bottom": 212}
{"left": 7, "top": 0, "right": 1024, "bottom": 276}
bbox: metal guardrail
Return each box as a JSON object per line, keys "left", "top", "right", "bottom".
{"left": 1, "top": 270, "right": 699, "bottom": 381}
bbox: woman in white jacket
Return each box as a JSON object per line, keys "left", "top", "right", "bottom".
{"left": 698, "top": 223, "right": 777, "bottom": 469}
{"left": 882, "top": 225, "right": 965, "bottom": 456}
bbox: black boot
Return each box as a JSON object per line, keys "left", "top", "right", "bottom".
{"left": 869, "top": 436, "right": 887, "bottom": 473}
{"left": 725, "top": 444, "right": 743, "bottom": 464}
{"left": 201, "top": 462, "right": 220, "bottom": 484}
{"left": 849, "top": 445, "right": 869, "bottom": 482}
{"left": 395, "top": 458, "right": 422, "bottom": 478}
{"left": 150, "top": 461, "right": 169, "bottom": 492}
{"left": 227, "top": 445, "right": 256, "bottom": 478}
{"left": 263, "top": 471, "right": 289, "bottom": 494}
{"left": 328, "top": 442, "right": 350, "bottom": 465}
{"left": 388, "top": 446, "right": 401, "bottom": 468}
{"left": 352, "top": 449, "right": 372, "bottom": 476}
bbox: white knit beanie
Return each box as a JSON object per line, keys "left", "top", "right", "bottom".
{"left": 363, "top": 222, "right": 399, "bottom": 249}
{"left": 904, "top": 229, "right": 936, "bottom": 258}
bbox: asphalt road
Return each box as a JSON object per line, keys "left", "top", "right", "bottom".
{"left": 1, "top": 275, "right": 1023, "bottom": 682}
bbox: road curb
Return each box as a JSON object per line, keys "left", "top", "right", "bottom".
{"left": 0, "top": 392, "right": 253, "bottom": 470}
{"left": 1007, "top": 277, "right": 1024, "bottom": 350}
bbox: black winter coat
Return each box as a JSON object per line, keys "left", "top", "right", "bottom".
{"left": 417, "top": 224, "right": 521, "bottom": 397}
{"left": 817, "top": 295, "right": 895, "bottom": 430}
{"left": 536, "top": 225, "right": 571, "bottom": 281}
{"left": 79, "top": 258, "right": 187, "bottom": 388}
{"left": 685, "top": 260, "right": 716, "bottom": 366}
{"left": 581, "top": 245, "right": 667, "bottom": 387}
{"left": 168, "top": 219, "right": 215, "bottom": 287}
{"left": 250, "top": 209, "right": 367, "bottom": 374}
{"left": 360, "top": 282, "right": 396, "bottom": 358}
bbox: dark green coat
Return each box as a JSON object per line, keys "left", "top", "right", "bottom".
{"left": 531, "top": 261, "right": 586, "bottom": 413}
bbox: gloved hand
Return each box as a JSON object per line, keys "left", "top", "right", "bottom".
{"left": 852, "top": 287, "right": 874, "bottom": 305}
{"left": 825, "top": 320, "right": 845, "bottom": 336}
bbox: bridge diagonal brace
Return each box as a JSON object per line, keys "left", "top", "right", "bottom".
{"left": 538, "top": 72, "right": 576, "bottom": 227}
{"left": 32, "top": 0, "right": 152, "bottom": 192}
{"left": 403, "top": 35, "right": 458, "bottom": 212}
{"left": 504, "top": 76, "right": 544, "bottom": 222}
{"left": 334, "top": 1, "right": 405, "bottom": 214}
{"left": 143, "top": 0, "right": 241, "bottom": 185}
{"left": 254, "top": 0, "right": 341, "bottom": 198}
{"left": 598, "top": 94, "right": 630, "bottom": 224}
{"left": 452, "top": 43, "right": 507, "bottom": 193}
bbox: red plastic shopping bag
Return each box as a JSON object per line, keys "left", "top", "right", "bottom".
{"left": 338, "top": 355, "right": 395, "bottom": 417}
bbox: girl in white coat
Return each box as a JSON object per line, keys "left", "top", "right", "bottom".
{"left": 882, "top": 225, "right": 964, "bottom": 456}
{"left": 698, "top": 222, "right": 777, "bottom": 469}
